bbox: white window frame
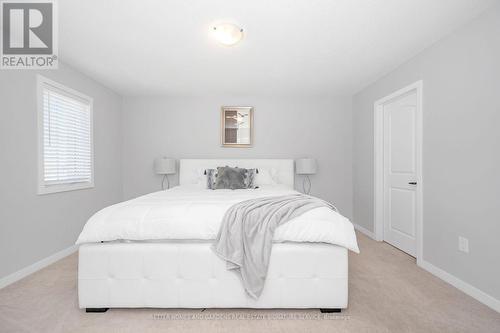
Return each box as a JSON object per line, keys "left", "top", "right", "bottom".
{"left": 37, "top": 75, "right": 94, "bottom": 195}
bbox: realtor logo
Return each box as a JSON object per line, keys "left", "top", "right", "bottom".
{"left": 1, "top": 0, "right": 58, "bottom": 69}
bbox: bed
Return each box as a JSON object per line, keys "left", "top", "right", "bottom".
{"left": 77, "top": 159, "right": 358, "bottom": 312}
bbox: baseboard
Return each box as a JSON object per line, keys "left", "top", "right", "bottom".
{"left": 353, "top": 223, "right": 377, "bottom": 240}
{"left": 418, "top": 259, "right": 500, "bottom": 313}
{"left": 0, "top": 244, "right": 78, "bottom": 289}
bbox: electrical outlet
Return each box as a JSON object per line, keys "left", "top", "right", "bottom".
{"left": 458, "top": 236, "right": 469, "bottom": 253}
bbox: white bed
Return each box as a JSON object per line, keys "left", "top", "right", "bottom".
{"left": 77, "top": 159, "right": 358, "bottom": 312}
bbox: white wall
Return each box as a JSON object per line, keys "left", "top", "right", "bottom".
{"left": 122, "top": 95, "right": 353, "bottom": 218}
{"left": 352, "top": 5, "right": 500, "bottom": 300}
{"left": 0, "top": 62, "right": 123, "bottom": 279}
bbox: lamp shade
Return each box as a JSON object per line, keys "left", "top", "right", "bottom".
{"left": 295, "top": 158, "right": 317, "bottom": 175}
{"left": 154, "top": 157, "right": 176, "bottom": 175}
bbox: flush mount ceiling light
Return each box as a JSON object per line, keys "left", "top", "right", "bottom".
{"left": 211, "top": 23, "right": 244, "bottom": 46}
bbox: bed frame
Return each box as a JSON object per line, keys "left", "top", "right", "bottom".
{"left": 78, "top": 159, "right": 349, "bottom": 312}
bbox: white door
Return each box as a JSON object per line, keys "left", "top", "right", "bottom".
{"left": 382, "top": 90, "right": 419, "bottom": 256}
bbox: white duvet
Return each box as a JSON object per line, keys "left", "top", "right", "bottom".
{"left": 76, "top": 185, "right": 359, "bottom": 253}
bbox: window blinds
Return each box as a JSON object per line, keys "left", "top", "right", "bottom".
{"left": 42, "top": 85, "right": 92, "bottom": 186}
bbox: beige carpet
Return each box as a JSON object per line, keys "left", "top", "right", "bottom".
{"left": 0, "top": 232, "right": 499, "bottom": 333}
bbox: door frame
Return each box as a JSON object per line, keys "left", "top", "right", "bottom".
{"left": 374, "top": 80, "right": 423, "bottom": 264}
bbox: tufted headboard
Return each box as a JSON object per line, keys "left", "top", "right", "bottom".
{"left": 179, "top": 159, "right": 295, "bottom": 188}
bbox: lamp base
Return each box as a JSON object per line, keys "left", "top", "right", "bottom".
{"left": 302, "top": 175, "right": 311, "bottom": 195}
{"left": 161, "top": 174, "right": 170, "bottom": 190}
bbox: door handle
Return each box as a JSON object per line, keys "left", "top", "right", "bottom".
{"left": 408, "top": 182, "right": 417, "bottom": 185}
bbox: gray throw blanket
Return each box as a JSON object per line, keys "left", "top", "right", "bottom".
{"left": 212, "top": 194, "right": 337, "bottom": 299}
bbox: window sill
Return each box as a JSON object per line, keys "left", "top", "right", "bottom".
{"left": 37, "top": 182, "right": 95, "bottom": 195}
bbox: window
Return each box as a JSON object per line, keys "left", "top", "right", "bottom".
{"left": 37, "top": 75, "right": 94, "bottom": 194}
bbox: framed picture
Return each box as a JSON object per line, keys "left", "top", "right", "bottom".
{"left": 221, "top": 106, "right": 253, "bottom": 147}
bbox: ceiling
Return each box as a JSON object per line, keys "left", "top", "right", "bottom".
{"left": 59, "top": 0, "right": 498, "bottom": 96}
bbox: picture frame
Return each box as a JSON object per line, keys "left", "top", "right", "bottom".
{"left": 221, "top": 106, "right": 253, "bottom": 147}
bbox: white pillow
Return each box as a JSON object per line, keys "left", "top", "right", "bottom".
{"left": 190, "top": 167, "right": 206, "bottom": 187}
{"left": 255, "top": 168, "right": 278, "bottom": 186}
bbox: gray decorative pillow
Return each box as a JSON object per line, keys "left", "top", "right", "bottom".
{"left": 205, "top": 169, "right": 218, "bottom": 189}
{"left": 244, "top": 168, "right": 259, "bottom": 189}
{"left": 214, "top": 166, "right": 247, "bottom": 190}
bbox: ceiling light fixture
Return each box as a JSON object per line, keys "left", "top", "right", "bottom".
{"left": 211, "top": 23, "right": 244, "bottom": 46}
